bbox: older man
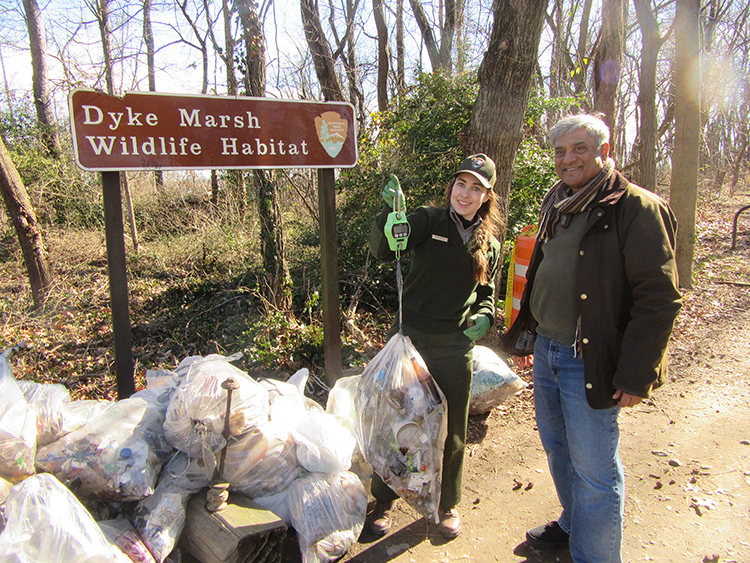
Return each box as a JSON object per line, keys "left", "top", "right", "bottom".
{"left": 501, "top": 114, "right": 681, "bottom": 562}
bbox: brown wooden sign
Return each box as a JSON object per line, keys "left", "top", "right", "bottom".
{"left": 69, "top": 89, "right": 358, "bottom": 171}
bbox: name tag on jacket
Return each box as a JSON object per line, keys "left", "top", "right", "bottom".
{"left": 432, "top": 234, "right": 448, "bottom": 242}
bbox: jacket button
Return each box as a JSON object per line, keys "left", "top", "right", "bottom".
{"left": 580, "top": 293, "right": 588, "bottom": 300}
{"left": 586, "top": 383, "right": 593, "bottom": 389}
{"left": 603, "top": 224, "right": 609, "bottom": 229}
{"left": 579, "top": 250, "right": 585, "bottom": 256}
{"left": 582, "top": 337, "right": 589, "bottom": 344}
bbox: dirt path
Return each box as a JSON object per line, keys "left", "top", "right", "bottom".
{"left": 281, "top": 282, "right": 750, "bottom": 563}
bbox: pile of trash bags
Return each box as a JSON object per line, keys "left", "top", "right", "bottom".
{"left": 0, "top": 351, "right": 368, "bottom": 563}
{"left": 0, "top": 339, "right": 524, "bottom": 563}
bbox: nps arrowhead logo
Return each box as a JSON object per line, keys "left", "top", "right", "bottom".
{"left": 315, "top": 111, "right": 348, "bottom": 158}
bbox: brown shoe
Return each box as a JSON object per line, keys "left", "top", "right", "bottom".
{"left": 437, "top": 506, "right": 461, "bottom": 538}
{"left": 369, "top": 500, "right": 395, "bottom": 535}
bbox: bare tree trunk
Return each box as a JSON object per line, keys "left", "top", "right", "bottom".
{"left": 210, "top": 170, "right": 219, "bottom": 206}
{"left": 373, "top": 0, "right": 389, "bottom": 112}
{"left": 300, "top": 0, "right": 345, "bottom": 101}
{"left": 222, "top": 0, "right": 238, "bottom": 96}
{"left": 0, "top": 46, "right": 15, "bottom": 116}
{"left": 178, "top": 0, "right": 210, "bottom": 94}
{"left": 96, "top": 0, "right": 115, "bottom": 95}
{"left": 22, "top": 0, "right": 61, "bottom": 159}
{"left": 177, "top": 0, "right": 214, "bottom": 200}
{"left": 730, "top": 140, "right": 747, "bottom": 196}
{"left": 549, "top": 0, "right": 565, "bottom": 102}
{"left": 730, "top": 89, "right": 749, "bottom": 194}
{"left": 408, "top": 0, "right": 455, "bottom": 72}
{"left": 343, "top": 0, "right": 365, "bottom": 130}
{"left": 592, "top": 0, "right": 624, "bottom": 152}
{"left": 253, "top": 170, "right": 293, "bottom": 312}
{"left": 238, "top": 0, "right": 293, "bottom": 315}
{"left": 455, "top": 0, "right": 466, "bottom": 73}
{"left": 143, "top": 0, "right": 164, "bottom": 193}
{"left": 463, "top": 0, "right": 548, "bottom": 249}
{"left": 396, "top": 0, "right": 405, "bottom": 98}
{"left": 670, "top": 0, "right": 701, "bottom": 289}
{"left": 574, "top": 0, "right": 593, "bottom": 96}
{"left": 94, "top": 0, "right": 139, "bottom": 253}
{"left": 0, "top": 135, "right": 52, "bottom": 308}
{"left": 222, "top": 0, "right": 244, "bottom": 205}
{"left": 634, "top": 0, "right": 667, "bottom": 192}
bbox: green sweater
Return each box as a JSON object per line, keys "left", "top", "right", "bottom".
{"left": 370, "top": 205, "right": 500, "bottom": 334}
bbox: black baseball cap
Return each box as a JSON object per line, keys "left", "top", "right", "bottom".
{"left": 454, "top": 153, "right": 496, "bottom": 189}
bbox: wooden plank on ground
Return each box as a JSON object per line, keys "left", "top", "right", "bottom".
{"left": 180, "top": 489, "right": 287, "bottom": 563}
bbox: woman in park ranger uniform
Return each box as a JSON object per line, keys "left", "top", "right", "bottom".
{"left": 367, "top": 154, "right": 503, "bottom": 538}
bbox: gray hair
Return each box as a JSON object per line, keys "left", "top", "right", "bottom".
{"left": 550, "top": 114, "right": 610, "bottom": 149}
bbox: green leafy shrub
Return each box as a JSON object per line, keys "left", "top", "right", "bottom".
{"left": 1, "top": 100, "right": 104, "bottom": 229}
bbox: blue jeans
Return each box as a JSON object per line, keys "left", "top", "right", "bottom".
{"left": 533, "top": 334, "right": 624, "bottom": 563}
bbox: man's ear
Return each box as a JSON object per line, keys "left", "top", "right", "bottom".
{"left": 600, "top": 142, "right": 611, "bottom": 159}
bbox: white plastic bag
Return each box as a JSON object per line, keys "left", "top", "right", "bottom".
{"left": 252, "top": 489, "right": 293, "bottom": 526}
{"left": 291, "top": 409, "right": 357, "bottom": 474}
{"left": 0, "top": 355, "right": 37, "bottom": 481}
{"left": 261, "top": 368, "right": 313, "bottom": 425}
{"left": 99, "top": 516, "right": 157, "bottom": 563}
{"left": 162, "top": 355, "right": 269, "bottom": 475}
{"left": 129, "top": 463, "right": 192, "bottom": 563}
{"left": 159, "top": 451, "right": 212, "bottom": 494}
{"left": 0, "top": 473, "right": 132, "bottom": 563}
{"left": 261, "top": 369, "right": 356, "bottom": 474}
{"left": 224, "top": 421, "right": 301, "bottom": 498}
{"left": 326, "top": 374, "right": 360, "bottom": 432}
{"left": 354, "top": 333, "right": 447, "bottom": 522}
{"left": 18, "top": 380, "right": 111, "bottom": 447}
{"left": 18, "top": 380, "right": 73, "bottom": 447}
{"left": 36, "top": 396, "right": 173, "bottom": 501}
{"left": 469, "top": 346, "right": 527, "bottom": 415}
{"left": 287, "top": 471, "right": 367, "bottom": 563}
{"left": 126, "top": 452, "right": 204, "bottom": 563}
{"left": 326, "top": 375, "right": 374, "bottom": 498}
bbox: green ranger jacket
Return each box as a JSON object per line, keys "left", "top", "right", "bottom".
{"left": 370, "top": 205, "right": 501, "bottom": 334}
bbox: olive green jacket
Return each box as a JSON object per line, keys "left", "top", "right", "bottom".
{"left": 501, "top": 171, "right": 682, "bottom": 409}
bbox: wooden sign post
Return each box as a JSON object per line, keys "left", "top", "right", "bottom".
{"left": 69, "top": 90, "right": 357, "bottom": 396}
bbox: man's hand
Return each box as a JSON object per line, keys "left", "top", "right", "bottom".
{"left": 463, "top": 314, "right": 490, "bottom": 340}
{"left": 512, "top": 355, "right": 533, "bottom": 370}
{"left": 612, "top": 389, "right": 643, "bottom": 408}
{"left": 382, "top": 174, "right": 405, "bottom": 210}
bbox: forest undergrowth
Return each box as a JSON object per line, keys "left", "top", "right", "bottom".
{"left": 0, "top": 180, "right": 748, "bottom": 406}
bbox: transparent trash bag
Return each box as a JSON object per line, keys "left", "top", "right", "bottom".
{"left": 354, "top": 333, "right": 447, "bottom": 522}
{"left": 129, "top": 465, "right": 192, "bottom": 563}
{"left": 223, "top": 420, "right": 301, "bottom": 498}
{"left": 99, "top": 516, "right": 157, "bottom": 563}
{"left": 18, "top": 380, "right": 112, "bottom": 447}
{"left": 469, "top": 345, "right": 527, "bottom": 415}
{"left": 288, "top": 471, "right": 367, "bottom": 563}
{"left": 290, "top": 408, "right": 357, "bottom": 474}
{"left": 326, "top": 375, "right": 374, "bottom": 499}
{"left": 0, "top": 356, "right": 36, "bottom": 481}
{"left": 0, "top": 473, "right": 131, "bottom": 563}
{"left": 36, "top": 396, "right": 173, "bottom": 501}
{"left": 163, "top": 355, "right": 269, "bottom": 476}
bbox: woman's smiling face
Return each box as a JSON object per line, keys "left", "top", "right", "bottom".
{"left": 451, "top": 172, "right": 490, "bottom": 220}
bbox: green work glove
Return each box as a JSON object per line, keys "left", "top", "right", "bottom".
{"left": 382, "top": 174, "right": 405, "bottom": 210}
{"left": 463, "top": 314, "right": 490, "bottom": 341}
